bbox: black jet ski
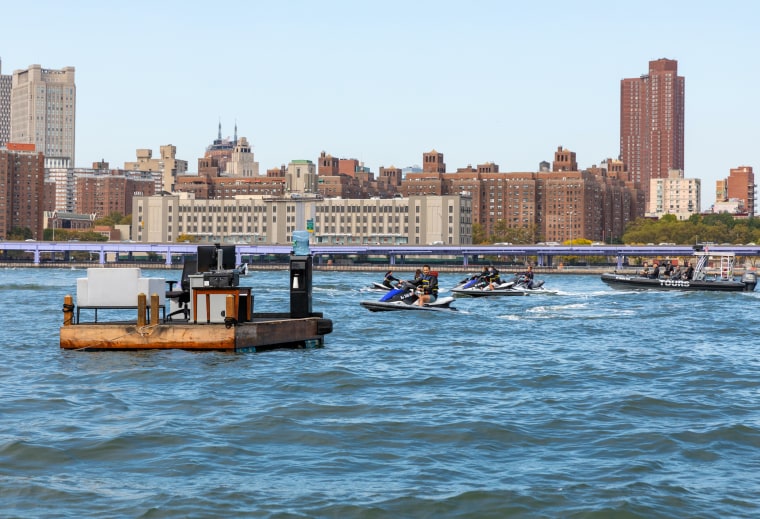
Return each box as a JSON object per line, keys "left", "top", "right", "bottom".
{"left": 369, "top": 281, "right": 394, "bottom": 291}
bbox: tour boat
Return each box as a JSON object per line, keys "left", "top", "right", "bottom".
{"left": 600, "top": 250, "right": 756, "bottom": 292}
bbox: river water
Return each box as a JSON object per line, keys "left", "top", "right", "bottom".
{"left": 2, "top": 267, "right": 760, "bottom": 518}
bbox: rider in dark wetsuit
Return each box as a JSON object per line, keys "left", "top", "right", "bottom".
{"left": 409, "top": 264, "right": 439, "bottom": 306}
{"left": 522, "top": 265, "right": 535, "bottom": 289}
{"left": 382, "top": 271, "right": 400, "bottom": 288}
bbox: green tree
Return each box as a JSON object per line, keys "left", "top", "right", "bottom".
{"left": 489, "top": 220, "right": 539, "bottom": 244}
{"left": 491, "top": 220, "right": 510, "bottom": 243}
{"left": 472, "top": 223, "right": 487, "bottom": 244}
{"left": 7, "top": 227, "right": 33, "bottom": 240}
{"left": 94, "top": 212, "right": 131, "bottom": 227}
{"left": 94, "top": 213, "right": 117, "bottom": 227}
{"left": 702, "top": 212, "right": 736, "bottom": 228}
{"left": 622, "top": 213, "right": 759, "bottom": 245}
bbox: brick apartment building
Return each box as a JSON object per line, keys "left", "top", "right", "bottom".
{"left": 621, "top": 58, "right": 685, "bottom": 205}
{"left": 75, "top": 171, "right": 156, "bottom": 218}
{"left": 715, "top": 166, "right": 756, "bottom": 215}
{"left": 402, "top": 148, "right": 640, "bottom": 243}
{"left": 0, "top": 143, "right": 45, "bottom": 239}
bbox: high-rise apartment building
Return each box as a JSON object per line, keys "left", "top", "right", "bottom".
{"left": 646, "top": 169, "right": 701, "bottom": 220}
{"left": 10, "top": 64, "right": 76, "bottom": 167}
{"left": 0, "top": 58, "right": 11, "bottom": 147}
{"left": 0, "top": 143, "right": 45, "bottom": 239}
{"left": 620, "top": 58, "right": 685, "bottom": 205}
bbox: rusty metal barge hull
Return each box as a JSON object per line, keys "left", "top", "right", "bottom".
{"left": 60, "top": 313, "right": 333, "bottom": 352}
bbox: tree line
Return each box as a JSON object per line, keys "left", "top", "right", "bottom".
{"left": 473, "top": 214, "right": 760, "bottom": 246}
{"left": 622, "top": 213, "right": 760, "bottom": 245}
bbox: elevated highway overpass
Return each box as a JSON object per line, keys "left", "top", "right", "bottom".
{"left": 3, "top": 241, "right": 759, "bottom": 270}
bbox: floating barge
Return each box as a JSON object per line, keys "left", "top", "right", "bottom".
{"left": 60, "top": 245, "right": 332, "bottom": 352}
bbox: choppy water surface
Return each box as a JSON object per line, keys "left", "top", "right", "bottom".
{"left": 2, "top": 267, "right": 760, "bottom": 518}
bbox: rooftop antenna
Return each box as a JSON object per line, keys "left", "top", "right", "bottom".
{"left": 218, "top": 118, "right": 222, "bottom": 140}
{"left": 234, "top": 120, "right": 238, "bottom": 145}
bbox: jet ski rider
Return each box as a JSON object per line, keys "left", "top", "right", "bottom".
{"left": 409, "top": 264, "right": 439, "bottom": 306}
{"left": 522, "top": 265, "right": 535, "bottom": 289}
{"left": 485, "top": 264, "right": 501, "bottom": 290}
{"left": 383, "top": 270, "right": 400, "bottom": 288}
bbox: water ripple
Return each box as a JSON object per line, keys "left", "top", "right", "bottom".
{"left": 2, "top": 270, "right": 760, "bottom": 517}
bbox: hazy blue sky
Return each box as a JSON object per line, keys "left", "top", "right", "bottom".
{"left": 2, "top": 0, "right": 757, "bottom": 208}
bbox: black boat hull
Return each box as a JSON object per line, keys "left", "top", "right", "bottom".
{"left": 600, "top": 273, "right": 756, "bottom": 292}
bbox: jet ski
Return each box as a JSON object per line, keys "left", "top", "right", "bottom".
{"left": 452, "top": 274, "right": 557, "bottom": 296}
{"left": 451, "top": 277, "right": 528, "bottom": 297}
{"left": 370, "top": 270, "right": 417, "bottom": 291}
{"left": 450, "top": 274, "right": 481, "bottom": 292}
{"left": 360, "top": 282, "right": 457, "bottom": 312}
{"left": 508, "top": 276, "right": 558, "bottom": 295}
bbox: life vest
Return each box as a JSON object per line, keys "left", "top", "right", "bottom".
{"left": 418, "top": 273, "right": 439, "bottom": 295}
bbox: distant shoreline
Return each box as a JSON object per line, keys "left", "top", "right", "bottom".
{"left": 0, "top": 261, "right": 626, "bottom": 275}
{"left": 4, "top": 262, "right": 754, "bottom": 279}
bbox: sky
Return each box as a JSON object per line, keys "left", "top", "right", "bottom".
{"left": 2, "top": 0, "right": 758, "bottom": 209}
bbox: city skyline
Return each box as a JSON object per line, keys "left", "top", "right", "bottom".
{"left": 1, "top": 0, "right": 758, "bottom": 210}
